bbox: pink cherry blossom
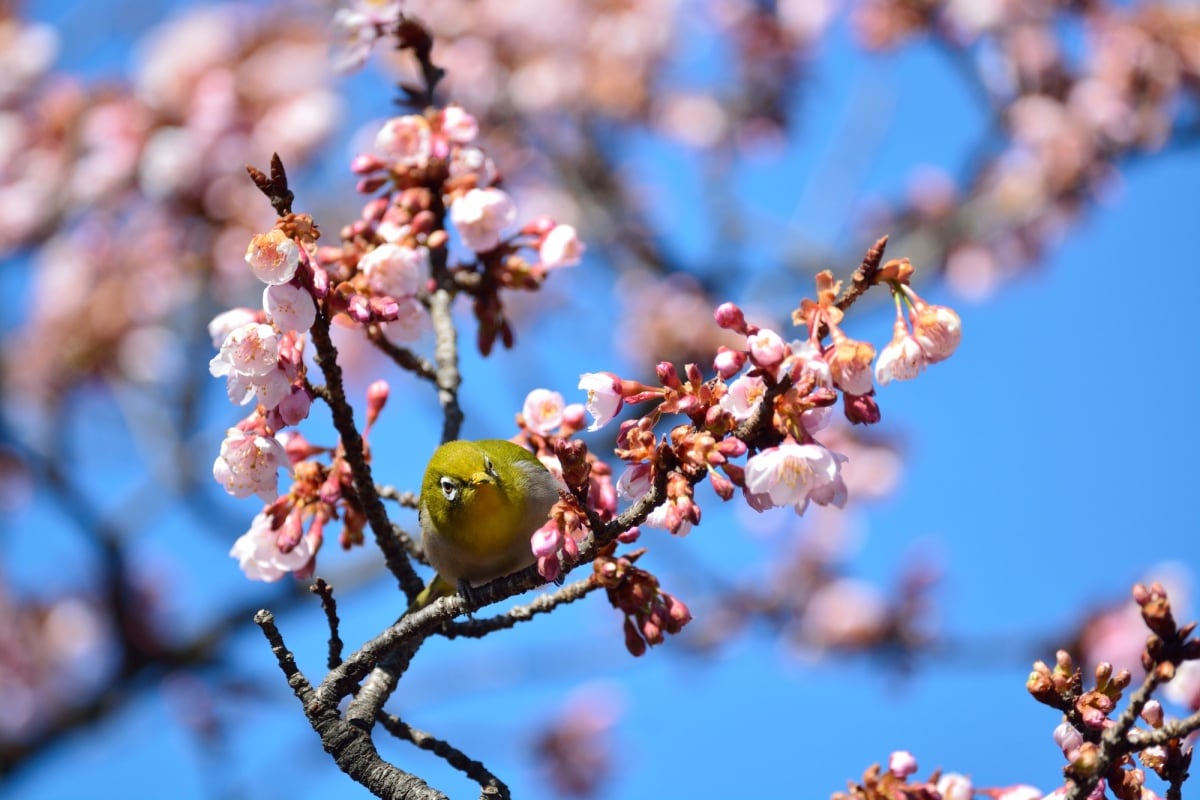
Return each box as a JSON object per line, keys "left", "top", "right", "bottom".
{"left": 539, "top": 224, "right": 585, "bottom": 268}
{"left": 213, "top": 427, "right": 288, "bottom": 501}
{"left": 450, "top": 187, "right": 516, "bottom": 253}
{"left": 910, "top": 302, "right": 962, "bottom": 363}
{"left": 264, "top": 283, "right": 316, "bottom": 333}
{"left": 578, "top": 372, "right": 623, "bottom": 431}
{"left": 523, "top": 388, "right": 565, "bottom": 435}
{"left": 744, "top": 441, "right": 846, "bottom": 514}
{"left": 245, "top": 229, "right": 300, "bottom": 285}
{"left": 937, "top": 773, "right": 973, "bottom": 800}
{"left": 747, "top": 328, "right": 787, "bottom": 368}
{"left": 229, "top": 511, "right": 316, "bottom": 581}
{"left": 875, "top": 317, "right": 927, "bottom": 385}
{"left": 358, "top": 243, "right": 428, "bottom": 299}
{"left": 440, "top": 105, "right": 479, "bottom": 143}
{"left": 207, "top": 307, "right": 257, "bottom": 348}
{"left": 374, "top": 114, "right": 432, "bottom": 166}
{"left": 719, "top": 374, "right": 766, "bottom": 421}
{"left": 210, "top": 322, "right": 278, "bottom": 378}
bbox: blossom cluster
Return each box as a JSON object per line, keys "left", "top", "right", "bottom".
{"left": 568, "top": 261, "right": 959, "bottom": 535}
{"left": 1023, "top": 584, "right": 1199, "bottom": 800}
{"left": 833, "top": 750, "right": 1041, "bottom": 800}
{"left": 210, "top": 95, "right": 585, "bottom": 581}
{"left": 510, "top": 256, "right": 958, "bottom": 652}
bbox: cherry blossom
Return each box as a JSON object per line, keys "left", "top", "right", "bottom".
{"left": 539, "top": 224, "right": 585, "bottom": 268}
{"left": 264, "top": 283, "right": 316, "bottom": 333}
{"left": 875, "top": 316, "right": 927, "bottom": 385}
{"left": 523, "top": 388, "right": 565, "bottom": 436}
{"left": 744, "top": 441, "right": 846, "bottom": 514}
{"left": 213, "top": 427, "right": 288, "bottom": 501}
{"left": 374, "top": 115, "right": 432, "bottom": 166}
{"left": 578, "top": 372, "right": 623, "bottom": 431}
{"left": 229, "top": 511, "right": 316, "bottom": 581}
{"left": 245, "top": 229, "right": 300, "bottom": 285}
{"left": 450, "top": 187, "right": 517, "bottom": 252}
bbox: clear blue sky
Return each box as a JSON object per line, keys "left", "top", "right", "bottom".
{"left": 8, "top": 3, "right": 1200, "bottom": 799}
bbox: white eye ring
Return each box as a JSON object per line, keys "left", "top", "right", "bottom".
{"left": 440, "top": 477, "right": 459, "bottom": 501}
{"left": 484, "top": 456, "right": 496, "bottom": 479}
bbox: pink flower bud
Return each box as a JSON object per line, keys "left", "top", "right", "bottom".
{"left": 617, "top": 526, "right": 641, "bottom": 544}
{"left": 275, "top": 508, "right": 304, "bottom": 553}
{"left": 531, "top": 520, "right": 561, "bottom": 559}
{"left": 652, "top": 362, "right": 679, "bottom": 390}
{"left": 347, "top": 294, "right": 371, "bottom": 323}
{"left": 748, "top": 328, "right": 787, "bottom": 368}
{"left": 538, "top": 554, "right": 561, "bottom": 583}
{"left": 713, "top": 346, "right": 746, "bottom": 379}
{"left": 276, "top": 386, "right": 312, "bottom": 426}
{"left": 714, "top": 302, "right": 748, "bottom": 333}
{"left": 356, "top": 175, "right": 389, "bottom": 194}
{"left": 666, "top": 594, "right": 692, "bottom": 626}
{"left": 366, "top": 380, "right": 389, "bottom": 427}
{"left": 624, "top": 617, "right": 647, "bottom": 657}
{"left": 351, "top": 154, "right": 385, "bottom": 174}
{"left": 1140, "top": 700, "right": 1163, "bottom": 728}
{"left": 562, "top": 403, "right": 587, "bottom": 429}
{"left": 843, "top": 391, "right": 881, "bottom": 425}
{"left": 888, "top": 750, "right": 918, "bottom": 778}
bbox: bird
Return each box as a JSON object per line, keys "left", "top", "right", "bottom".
{"left": 412, "top": 439, "right": 559, "bottom": 610}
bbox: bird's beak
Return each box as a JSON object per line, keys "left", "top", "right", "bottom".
{"left": 470, "top": 471, "right": 495, "bottom": 486}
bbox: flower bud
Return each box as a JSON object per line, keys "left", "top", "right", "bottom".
{"left": 714, "top": 302, "right": 748, "bottom": 333}
{"left": 624, "top": 617, "right": 647, "bottom": 657}
{"left": 531, "top": 520, "right": 561, "bottom": 558}
{"left": 843, "top": 391, "right": 881, "bottom": 425}
{"left": 888, "top": 751, "right": 918, "bottom": 778}
{"left": 1140, "top": 699, "right": 1163, "bottom": 728}
{"left": 713, "top": 346, "right": 746, "bottom": 379}
{"left": 366, "top": 380, "right": 390, "bottom": 427}
{"left": 1054, "top": 721, "right": 1083, "bottom": 757}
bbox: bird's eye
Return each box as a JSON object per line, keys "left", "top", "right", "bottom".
{"left": 484, "top": 456, "right": 497, "bottom": 479}
{"left": 439, "top": 477, "right": 459, "bottom": 501}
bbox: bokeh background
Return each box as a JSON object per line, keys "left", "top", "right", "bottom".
{"left": 3, "top": 0, "right": 1199, "bottom": 798}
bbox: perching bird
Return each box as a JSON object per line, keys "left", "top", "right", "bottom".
{"left": 412, "top": 439, "right": 559, "bottom": 610}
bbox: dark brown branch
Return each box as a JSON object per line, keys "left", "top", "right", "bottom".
{"left": 833, "top": 234, "right": 889, "bottom": 316}
{"left": 254, "top": 610, "right": 448, "bottom": 800}
{"left": 309, "top": 306, "right": 424, "bottom": 602}
{"left": 1128, "top": 707, "right": 1200, "bottom": 747}
{"left": 377, "top": 713, "right": 510, "bottom": 800}
{"left": 311, "top": 578, "right": 345, "bottom": 669}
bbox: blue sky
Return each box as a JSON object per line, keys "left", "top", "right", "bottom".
{"left": 7, "top": 3, "right": 1200, "bottom": 799}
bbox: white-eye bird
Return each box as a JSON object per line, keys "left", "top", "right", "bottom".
{"left": 412, "top": 439, "right": 559, "bottom": 610}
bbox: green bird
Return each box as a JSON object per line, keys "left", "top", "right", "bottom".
{"left": 412, "top": 439, "right": 559, "bottom": 610}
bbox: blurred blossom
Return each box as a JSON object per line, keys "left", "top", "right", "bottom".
{"left": 523, "top": 388, "right": 566, "bottom": 436}
{"left": 0, "top": 19, "right": 59, "bottom": 102}
{"left": 450, "top": 187, "right": 517, "bottom": 252}
{"left": 534, "top": 683, "right": 623, "bottom": 798}
{"left": 803, "top": 578, "right": 889, "bottom": 649}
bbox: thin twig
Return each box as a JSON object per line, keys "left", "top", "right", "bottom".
{"left": 367, "top": 327, "right": 438, "bottom": 382}
{"left": 440, "top": 577, "right": 601, "bottom": 639}
{"left": 311, "top": 578, "right": 344, "bottom": 669}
